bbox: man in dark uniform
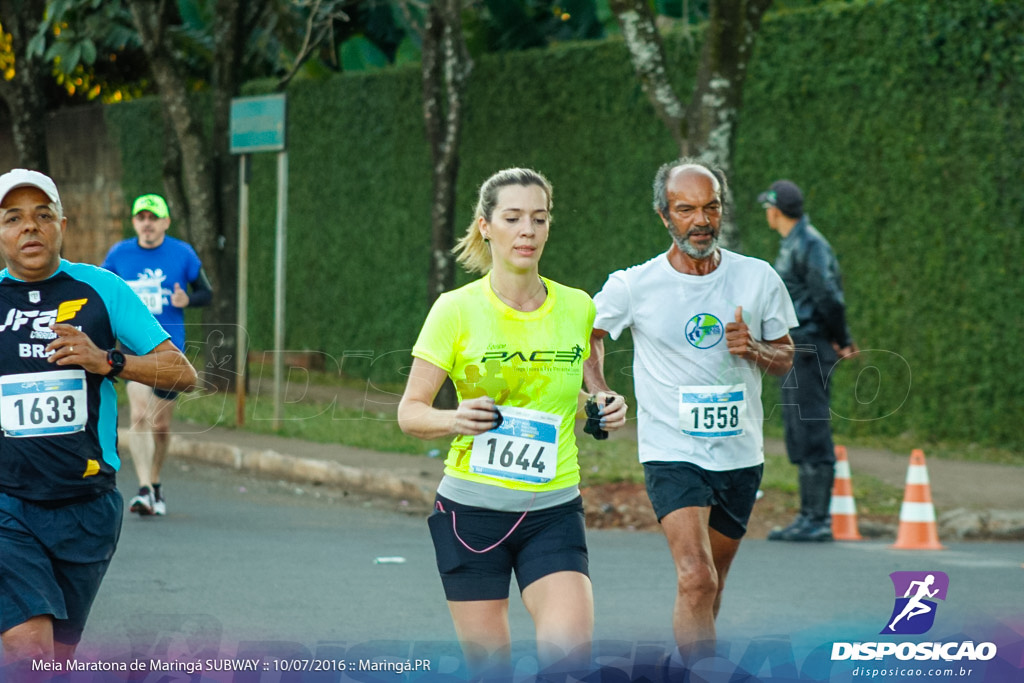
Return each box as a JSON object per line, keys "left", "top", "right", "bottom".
{"left": 0, "top": 169, "right": 198, "bottom": 670}
{"left": 759, "top": 179, "right": 858, "bottom": 542}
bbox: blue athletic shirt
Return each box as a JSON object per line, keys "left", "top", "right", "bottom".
{"left": 101, "top": 236, "right": 203, "bottom": 352}
{"left": 0, "top": 260, "right": 169, "bottom": 502}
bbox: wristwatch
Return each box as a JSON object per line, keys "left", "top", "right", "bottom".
{"left": 106, "top": 348, "right": 126, "bottom": 377}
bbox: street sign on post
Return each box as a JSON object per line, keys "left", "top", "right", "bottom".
{"left": 231, "top": 93, "right": 288, "bottom": 428}
{"left": 230, "top": 94, "right": 286, "bottom": 153}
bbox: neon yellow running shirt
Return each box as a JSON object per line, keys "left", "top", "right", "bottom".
{"left": 412, "top": 273, "right": 595, "bottom": 491}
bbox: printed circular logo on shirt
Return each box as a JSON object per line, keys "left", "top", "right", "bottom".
{"left": 684, "top": 313, "right": 724, "bottom": 349}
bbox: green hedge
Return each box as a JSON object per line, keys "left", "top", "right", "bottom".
{"left": 736, "top": 0, "right": 1024, "bottom": 447}
{"left": 106, "top": 0, "right": 1024, "bottom": 450}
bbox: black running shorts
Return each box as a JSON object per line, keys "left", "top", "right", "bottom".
{"left": 643, "top": 461, "right": 763, "bottom": 539}
{"left": 427, "top": 494, "right": 589, "bottom": 601}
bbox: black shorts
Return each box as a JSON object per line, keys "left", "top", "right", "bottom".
{"left": 643, "top": 461, "right": 763, "bottom": 540}
{"left": 0, "top": 489, "right": 123, "bottom": 644}
{"left": 153, "top": 387, "right": 180, "bottom": 401}
{"left": 427, "top": 495, "right": 589, "bottom": 602}
{"left": 129, "top": 379, "right": 179, "bottom": 402}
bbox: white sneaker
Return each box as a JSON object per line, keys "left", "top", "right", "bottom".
{"left": 152, "top": 497, "right": 167, "bottom": 516}
{"left": 129, "top": 488, "right": 155, "bottom": 516}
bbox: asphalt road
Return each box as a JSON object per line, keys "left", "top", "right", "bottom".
{"left": 73, "top": 461, "right": 1023, "bottom": 682}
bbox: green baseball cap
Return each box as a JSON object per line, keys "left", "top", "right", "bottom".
{"left": 132, "top": 193, "right": 169, "bottom": 219}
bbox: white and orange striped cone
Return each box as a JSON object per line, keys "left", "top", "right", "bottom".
{"left": 830, "top": 445, "right": 862, "bottom": 541}
{"left": 891, "top": 449, "right": 945, "bottom": 550}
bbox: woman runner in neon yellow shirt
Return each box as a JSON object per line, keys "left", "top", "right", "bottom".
{"left": 398, "top": 168, "right": 627, "bottom": 675}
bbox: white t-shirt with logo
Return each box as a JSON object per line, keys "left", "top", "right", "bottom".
{"left": 594, "top": 249, "right": 797, "bottom": 471}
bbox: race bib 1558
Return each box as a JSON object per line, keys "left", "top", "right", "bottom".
{"left": 679, "top": 384, "right": 746, "bottom": 438}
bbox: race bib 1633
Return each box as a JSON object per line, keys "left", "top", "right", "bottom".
{"left": 1, "top": 369, "right": 88, "bottom": 438}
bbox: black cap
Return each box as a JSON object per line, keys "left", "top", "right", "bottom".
{"left": 757, "top": 180, "right": 803, "bottom": 218}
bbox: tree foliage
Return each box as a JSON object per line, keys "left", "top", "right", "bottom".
{"left": 0, "top": 0, "right": 50, "bottom": 170}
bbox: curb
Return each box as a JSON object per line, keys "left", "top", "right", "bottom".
{"left": 120, "top": 429, "right": 437, "bottom": 507}
{"left": 121, "top": 429, "right": 1024, "bottom": 541}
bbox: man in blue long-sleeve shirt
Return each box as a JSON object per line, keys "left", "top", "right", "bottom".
{"left": 759, "top": 180, "right": 857, "bottom": 542}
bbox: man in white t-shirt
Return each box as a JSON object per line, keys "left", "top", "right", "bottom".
{"left": 584, "top": 159, "right": 797, "bottom": 669}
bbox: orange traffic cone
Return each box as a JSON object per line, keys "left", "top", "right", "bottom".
{"left": 830, "top": 445, "right": 862, "bottom": 541}
{"left": 891, "top": 449, "right": 945, "bottom": 550}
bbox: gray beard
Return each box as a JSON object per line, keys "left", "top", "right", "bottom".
{"left": 673, "top": 232, "right": 719, "bottom": 260}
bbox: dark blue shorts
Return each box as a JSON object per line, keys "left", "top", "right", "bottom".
{"left": 0, "top": 489, "right": 123, "bottom": 644}
{"left": 153, "top": 387, "right": 180, "bottom": 401}
{"left": 427, "top": 495, "right": 589, "bottom": 602}
{"left": 643, "top": 461, "right": 763, "bottom": 540}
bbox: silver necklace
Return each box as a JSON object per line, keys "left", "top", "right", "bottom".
{"left": 492, "top": 277, "right": 548, "bottom": 310}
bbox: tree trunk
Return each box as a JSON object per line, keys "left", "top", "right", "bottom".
{"left": 159, "top": 106, "right": 190, "bottom": 239}
{"left": 421, "top": 0, "right": 472, "bottom": 407}
{"left": 205, "top": 0, "right": 245, "bottom": 389}
{"left": 612, "top": 0, "right": 774, "bottom": 249}
{"left": 0, "top": 0, "right": 50, "bottom": 171}
{"left": 126, "top": 0, "right": 240, "bottom": 390}
{"left": 422, "top": 0, "right": 472, "bottom": 304}
{"left": 609, "top": 0, "right": 688, "bottom": 152}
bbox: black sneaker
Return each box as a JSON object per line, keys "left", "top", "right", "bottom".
{"left": 767, "top": 515, "right": 808, "bottom": 541}
{"left": 788, "top": 520, "right": 834, "bottom": 542}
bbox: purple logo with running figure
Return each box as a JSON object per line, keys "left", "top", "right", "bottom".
{"left": 881, "top": 571, "right": 949, "bottom": 635}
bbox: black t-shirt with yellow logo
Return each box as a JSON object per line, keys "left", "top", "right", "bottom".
{"left": 0, "top": 260, "right": 168, "bottom": 503}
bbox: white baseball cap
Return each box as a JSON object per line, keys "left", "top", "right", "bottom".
{"left": 0, "top": 169, "right": 63, "bottom": 215}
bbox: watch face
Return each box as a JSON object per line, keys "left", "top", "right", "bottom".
{"left": 108, "top": 349, "right": 126, "bottom": 374}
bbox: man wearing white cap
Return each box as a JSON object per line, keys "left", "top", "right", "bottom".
{"left": 102, "top": 193, "right": 212, "bottom": 517}
{"left": 0, "top": 169, "right": 197, "bottom": 667}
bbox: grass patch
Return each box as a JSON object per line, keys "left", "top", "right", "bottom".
{"left": 246, "top": 362, "right": 407, "bottom": 395}
{"left": 848, "top": 435, "right": 1022, "bottom": 467}
{"left": 764, "top": 421, "right": 1022, "bottom": 467}
{"left": 578, "top": 437, "right": 646, "bottom": 486}
{"left": 760, "top": 451, "right": 903, "bottom": 518}
{"left": 173, "top": 389, "right": 451, "bottom": 456}
{"left": 161, "top": 368, "right": 1008, "bottom": 511}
